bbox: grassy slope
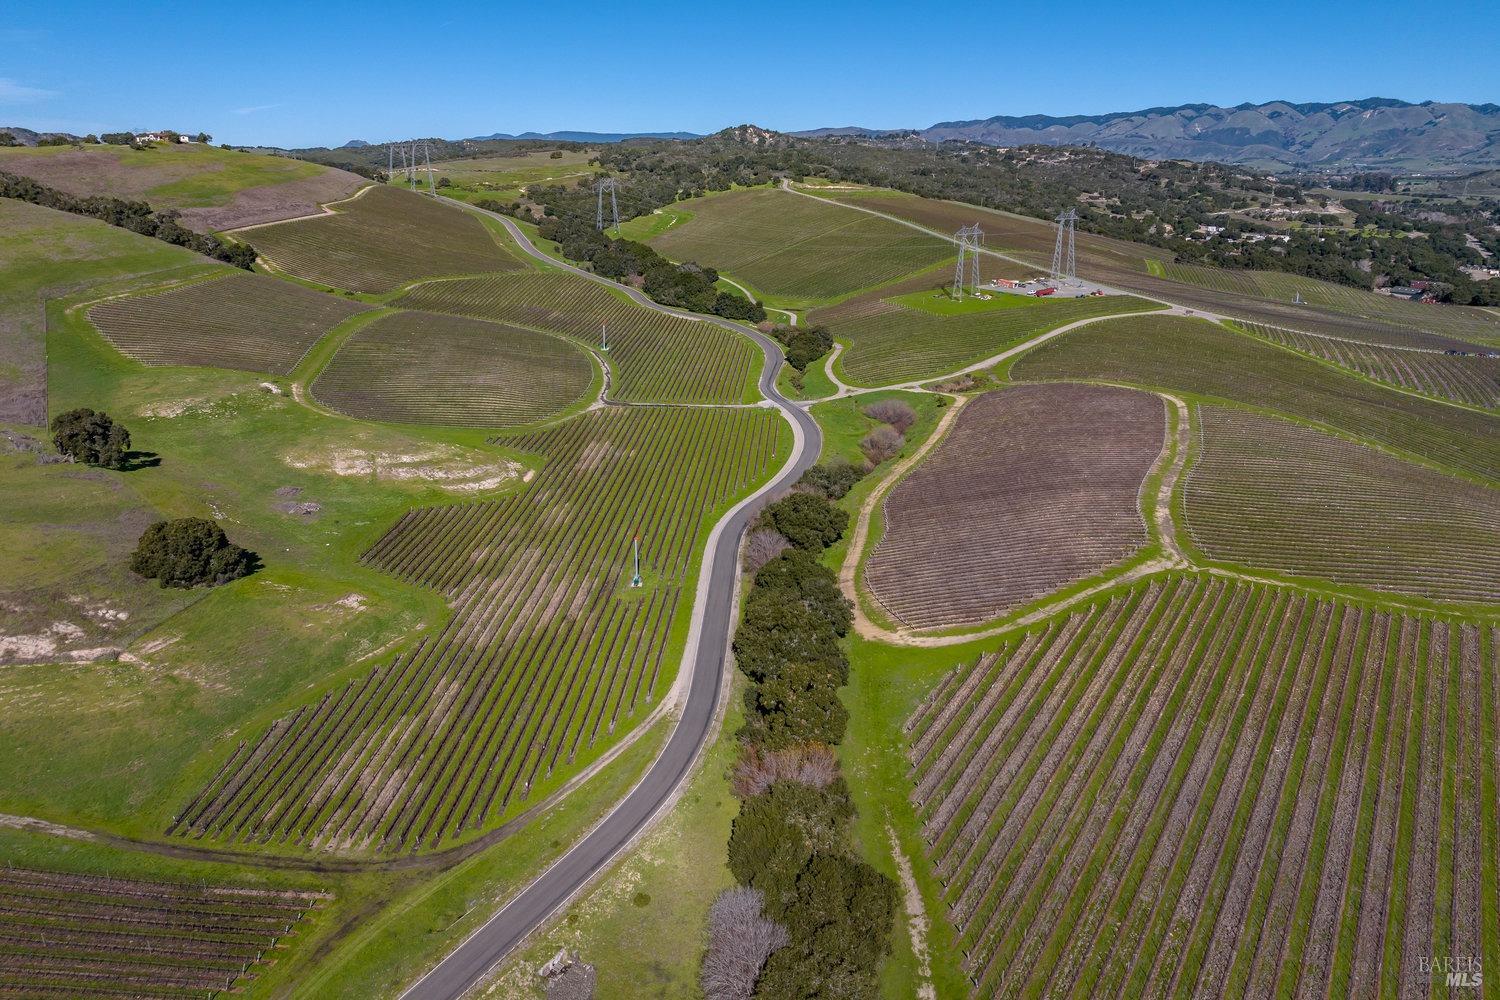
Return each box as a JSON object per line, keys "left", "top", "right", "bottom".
{"left": 0, "top": 268, "right": 548, "bottom": 835}
{"left": 648, "top": 187, "right": 952, "bottom": 309}
{"left": 0, "top": 199, "right": 215, "bottom": 424}
{"left": 0, "top": 142, "right": 328, "bottom": 208}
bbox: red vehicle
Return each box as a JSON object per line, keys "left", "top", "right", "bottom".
{"left": 1034, "top": 287, "right": 1056, "bottom": 297}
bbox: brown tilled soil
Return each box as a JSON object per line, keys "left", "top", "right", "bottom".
{"left": 866, "top": 383, "right": 1165, "bottom": 630}
{"left": 179, "top": 168, "right": 367, "bottom": 232}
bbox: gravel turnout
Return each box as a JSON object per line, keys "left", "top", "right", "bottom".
{"left": 0, "top": 867, "right": 325, "bottom": 997}
{"left": 311, "top": 310, "right": 594, "bottom": 427}
{"left": 172, "top": 407, "right": 783, "bottom": 853}
{"left": 904, "top": 575, "right": 1498, "bottom": 998}
{"left": 1012, "top": 313, "right": 1500, "bottom": 482}
{"left": 90, "top": 272, "right": 371, "bottom": 374}
{"left": 242, "top": 185, "right": 521, "bottom": 293}
{"left": 1183, "top": 405, "right": 1500, "bottom": 604}
{"left": 395, "top": 271, "right": 758, "bottom": 404}
{"left": 866, "top": 384, "right": 1164, "bottom": 629}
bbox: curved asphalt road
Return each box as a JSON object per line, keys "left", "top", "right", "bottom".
{"left": 399, "top": 199, "right": 821, "bottom": 1000}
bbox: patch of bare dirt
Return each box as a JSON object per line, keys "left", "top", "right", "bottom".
{"left": 282, "top": 440, "right": 523, "bottom": 495}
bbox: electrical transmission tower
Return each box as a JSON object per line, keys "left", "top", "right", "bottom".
{"left": 596, "top": 177, "right": 620, "bottom": 232}
{"left": 1051, "top": 208, "right": 1078, "bottom": 282}
{"left": 952, "top": 224, "right": 983, "bottom": 299}
{"left": 387, "top": 140, "right": 436, "bottom": 194}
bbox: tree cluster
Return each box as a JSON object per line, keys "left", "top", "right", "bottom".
{"left": 129, "top": 517, "right": 257, "bottom": 588}
{"left": 756, "top": 493, "right": 848, "bottom": 553}
{"left": 795, "top": 460, "right": 866, "bottom": 501}
{"left": 528, "top": 208, "right": 765, "bottom": 321}
{"left": 50, "top": 408, "right": 130, "bottom": 469}
{"left": 768, "top": 324, "right": 833, "bottom": 372}
{"left": 706, "top": 485, "right": 896, "bottom": 998}
{"left": 0, "top": 171, "right": 257, "bottom": 269}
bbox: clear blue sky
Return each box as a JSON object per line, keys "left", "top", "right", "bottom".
{"left": 4, "top": 1, "right": 1496, "bottom": 148}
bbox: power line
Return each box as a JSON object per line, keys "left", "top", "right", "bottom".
{"left": 952, "top": 224, "right": 982, "bottom": 299}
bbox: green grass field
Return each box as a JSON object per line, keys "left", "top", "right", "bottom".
{"left": 242, "top": 185, "right": 521, "bottom": 293}
{"left": 815, "top": 278, "right": 1158, "bottom": 386}
{"left": 417, "top": 149, "right": 597, "bottom": 204}
{"left": 90, "top": 270, "right": 373, "bottom": 374}
{"left": 0, "top": 199, "right": 213, "bottom": 425}
{"left": 1183, "top": 405, "right": 1500, "bottom": 605}
{"left": 311, "top": 309, "right": 596, "bottom": 427}
{"left": 649, "top": 188, "right": 952, "bottom": 305}
{"left": 395, "top": 271, "right": 761, "bottom": 403}
{"left": 1011, "top": 314, "right": 1500, "bottom": 483}
{"left": 1, "top": 275, "right": 518, "bottom": 836}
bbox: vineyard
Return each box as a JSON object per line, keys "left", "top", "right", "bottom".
{"left": 89, "top": 271, "right": 371, "bottom": 374}
{"left": 820, "top": 189, "right": 1500, "bottom": 349}
{"left": 819, "top": 190, "right": 1160, "bottom": 276}
{"left": 1243, "top": 322, "right": 1500, "bottom": 409}
{"left": 866, "top": 385, "right": 1164, "bottom": 629}
{"left": 649, "top": 189, "right": 953, "bottom": 302}
{"left": 812, "top": 283, "right": 1158, "bottom": 386}
{"left": 1158, "top": 260, "right": 1500, "bottom": 347}
{"left": 1183, "top": 406, "right": 1500, "bottom": 604}
{"left": 0, "top": 867, "right": 324, "bottom": 997}
{"left": 239, "top": 185, "right": 521, "bottom": 293}
{"left": 905, "top": 574, "right": 1499, "bottom": 998}
{"left": 310, "top": 310, "right": 594, "bottom": 427}
{"left": 170, "top": 406, "right": 785, "bottom": 852}
{"left": 1011, "top": 314, "right": 1500, "bottom": 482}
{"left": 395, "top": 272, "right": 759, "bottom": 404}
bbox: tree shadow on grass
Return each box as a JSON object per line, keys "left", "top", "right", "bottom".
{"left": 118, "top": 450, "right": 161, "bottom": 471}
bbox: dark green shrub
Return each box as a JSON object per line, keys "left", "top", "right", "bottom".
{"left": 758, "top": 493, "right": 847, "bottom": 552}
{"left": 50, "top": 408, "right": 130, "bottom": 469}
{"left": 796, "top": 461, "right": 865, "bottom": 501}
{"left": 130, "top": 517, "right": 257, "bottom": 588}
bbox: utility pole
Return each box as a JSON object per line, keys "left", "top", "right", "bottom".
{"left": 601, "top": 322, "right": 609, "bottom": 352}
{"left": 630, "top": 536, "right": 643, "bottom": 588}
{"left": 952, "top": 224, "right": 983, "bottom": 299}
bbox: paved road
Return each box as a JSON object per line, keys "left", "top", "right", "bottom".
{"left": 399, "top": 200, "right": 821, "bottom": 1000}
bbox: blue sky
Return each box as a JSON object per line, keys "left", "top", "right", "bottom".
{"left": 3, "top": 1, "right": 1496, "bottom": 148}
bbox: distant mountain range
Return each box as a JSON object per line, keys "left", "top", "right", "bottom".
{"left": 10, "top": 98, "right": 1497, "bottom": 172}
{"left": 335, "top": 130, "right": 701, "bottom": 149}
{"left": 794, "top": 98, "right": 1500, "bottom": 171}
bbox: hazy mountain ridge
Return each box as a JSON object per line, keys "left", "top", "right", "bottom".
{"left": 796, "top": 98, "right": 1500, "bottom": 170}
